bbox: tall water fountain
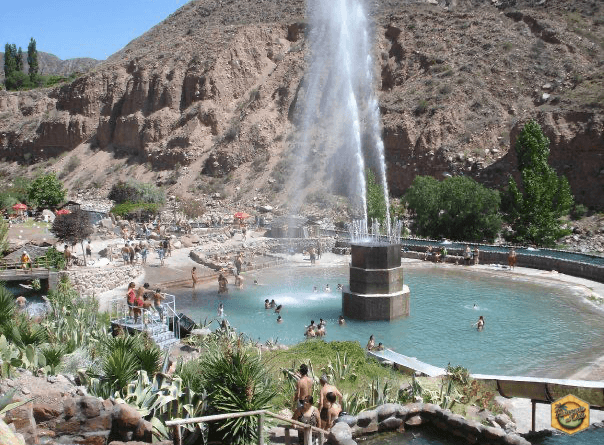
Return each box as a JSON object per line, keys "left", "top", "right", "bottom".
{"left": 291, "top": 0, "right": 391, "bottom": 230}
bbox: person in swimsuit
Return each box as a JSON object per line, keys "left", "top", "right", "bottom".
{"left": 264, "top": 299, "right": 271, "bottom": 309}
{"left": 366, "top": 335, "right": 375, "bottom": 351}
{"left": 292, "top": 395, "right": 319, "bottom": 444}
{"left": 277, "top": 315, "right": 283, "bottom": 323}
{"left": 318, "top": 375, "right": 342, "bottom": 430}
{"left": 508, "top": 248, "right": 517, "bottom": 270}
{"left": 153, "top": 288, "right": 165, "bottom": 321}
{"left": 338, "top": 315, "right": 345, "bottom": 325}
{"left": 324, "top": 391, "right": 342, "bottom": 429}
{"left": 294, "top": 364, "right": 313, "bottom": 409}
{"left": 473, "top": 315, "right": 485, "bottom": 331}
{"left": 126, "top": 282, "right": 136, "bottom": 318}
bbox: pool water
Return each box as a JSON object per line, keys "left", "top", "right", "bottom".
{"left": 359, "top": 428, "right": 604, "bottom": 445}
{"left": 170, "top": 265, "right": 604, "bottom": 378}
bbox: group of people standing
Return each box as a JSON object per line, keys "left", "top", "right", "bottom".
{"left": 293, "top": 364, "right": 343, "bottom": 438}
{"left": 126, "top": 282, "right": 165, "bottom": 325}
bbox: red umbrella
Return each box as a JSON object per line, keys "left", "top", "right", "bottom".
{"left": 12, "top": 203, "right": 27, "bottom": 210}
{"left": 233, "top": 212, "right": 251, "bottom": 220}
{"left": 55, "top": 209, "right": 71, "bottom": 215}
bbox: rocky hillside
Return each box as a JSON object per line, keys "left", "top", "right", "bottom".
{"left": 0, "top": 0, "right": 602, "bottom": 211}
{"left": 0, "top": 51, "right": 101, "bottom": 80}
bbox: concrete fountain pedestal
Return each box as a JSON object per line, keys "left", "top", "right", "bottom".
{"left": 342, "top": 242, "right": 410, "bottom": 321}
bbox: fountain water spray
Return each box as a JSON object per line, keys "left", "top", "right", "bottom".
{"left": 347, "top": 218, "right": 403, "bottom": 244}
{"left": 289, "top": 0, "right": 390, "bottom": 227}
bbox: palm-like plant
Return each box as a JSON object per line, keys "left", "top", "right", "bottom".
{"left": 0, "top": 284, "right": 15, "bottom": 329}
{"left": 8, "top": 315, "right": 47, "bottom": 348}
{"left": 41, "top": 344, "right": 65, "bottom": 375}
{"left": 199, "top": 337, "right": 276, "bottom": 445}
{"left": 101, "top": 345, "right": 139, "bottom": 395}
{"left": 135, "top": 346, "right": 163, "bottom": 377}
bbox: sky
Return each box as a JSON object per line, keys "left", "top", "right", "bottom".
{"left": 0, "top": 0, "right": 189, "bottom": 60}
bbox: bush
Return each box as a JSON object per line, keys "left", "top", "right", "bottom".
{"left": 108, "top": 180, "right": 165, "bottom": 205}
{"left": 571, "top": 203, "right": 588, "bottom": 220}
{"left": 110, "top": 202, "right": 161, "bottom": 219}
{"left": 194, "top": 336, "right": 276, "bottom": 445}
{"left": 405, "top": 175, "right": 502, "bottom": 242}
{"left": 27, "top": 173, "right": 66, "bottom": 208}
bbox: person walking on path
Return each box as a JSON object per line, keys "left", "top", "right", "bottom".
{"left": 234, "top": 253, "right": 243, "bottom": 276}
{"left": 191, "top": 267, "right": 199, "bottom": 289}
{"left": 318, "top": 374, "right": 342, "bottom": 430}
{"left": 294, "top": 364, "right": 314, "bottom": 410}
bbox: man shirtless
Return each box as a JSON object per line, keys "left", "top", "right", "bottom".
{"left": 318, "top": 374, "right": 342, "bottom": 429}
{"left": 294, "top": 364, "right": 313, "bottom": 410}
{"left": 191, "top": 267, "right": 199, "bottom": 289}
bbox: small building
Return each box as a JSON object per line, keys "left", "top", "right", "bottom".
{"left": 269, "top": 216, "right": 310, "bottom": 238}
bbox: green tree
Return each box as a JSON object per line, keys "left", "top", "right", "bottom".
{"left": 366, "top": 169, "right": 387, "bottom": 223}
{"left": 27, "top": 38, "right": 38, "bottom": 81}
{"left": 15, "top": 47, "right": 24, "bottom": 72}
{"left": 3, "top": 43, "right": 17, "bottom": 79}
{"left": 27, "top": 173, "right": 66, "bottom": 208}
{"left": 502, "top": 120, "right": 574, "bottom": 246}
{"left": 405, "top": 175, "right": 502, "bottom": 242}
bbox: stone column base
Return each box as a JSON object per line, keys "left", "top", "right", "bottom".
{"left": 342, "top": 285, "right": 410, "bottom": 321}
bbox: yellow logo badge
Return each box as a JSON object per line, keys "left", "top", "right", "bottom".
{"left": 551, "top": 395, "right": 590, "bottom": 435}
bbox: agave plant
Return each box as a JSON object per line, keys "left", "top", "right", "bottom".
{"left": 134, "top": 345, "right": 163, "bottom": 376}
{"left": 8, "top": 315, "right": 47, "bottom": 349}
{"left": 321, "top": 351, "right": 357, "bottom": 384}
{"left": 117, "top": 370, "right": 207, "bottom": 444}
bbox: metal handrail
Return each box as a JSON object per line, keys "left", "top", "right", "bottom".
{"left": 166, "top": 409, "right": 329, "bottom": 445}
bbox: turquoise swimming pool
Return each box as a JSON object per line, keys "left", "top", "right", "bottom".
{"left": 170, "top": 264, "right": 604, "bottom": 378}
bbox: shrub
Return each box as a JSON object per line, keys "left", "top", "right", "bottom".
{"left": 196, "top": 336, "right": 276, "bottom": 445}
{"left": 405, "top": 175, "right": 502, "bottom": 242}
{"left": 110, "top": 202, "right": 161, "bottom": 219}
{"left": 108, "top": 180, "right": 165, "bottom": 205}
{"left": 27, "top": 173, "right": 66, "bottom": 208}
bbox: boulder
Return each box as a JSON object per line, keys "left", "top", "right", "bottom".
{"left": 99, "top": 218, "right": 113, "bottom": 229}
{"left": 172, "top": 240, "right": 182, "bottom": 249}
{"left": 33, "top": 403, "right": 62, "bottom": 422}
{"left": 379, "top": 416, "right": 403, "bottom": 430}
{"left": 258, "top": 205, "right": 273, "bottom": 213}
{"left": 111, "top": 404, "right": 142, "bottom": 431}
{"left": 333, "top": 415, "right": 357, "bottom": 427}
{"left": 356, "top": 410, "right": 377, "bottom": 428}
{"left": 376, "top": 403, "right": 401, "bottom": 421}
{"left": 405, "top": 415, "right": 424, "bottom": 426}
{"left": 81, "top": 396, "right": 103, "bottom": 418}
{"left": 494, "top": 413, "right": 513, "bottom": 428}
{"left": 180, "top": 237, "right": 194, "bottom": 248}
{"left": 329, "top": 422, "right": 353, "bottom": 444}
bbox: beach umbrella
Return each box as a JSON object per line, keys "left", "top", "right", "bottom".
{"left": 55, "top": 209, "right": 70, "bottom": 215}
{"left": 233, "top": 212, "right": 251, "bottom": 220}
{"left": 12, "top": 203, "right": 27, "bottom": 210}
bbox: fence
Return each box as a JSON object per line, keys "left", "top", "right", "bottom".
{"left": 165, "top": 409, "right": 329, "bottom": 445}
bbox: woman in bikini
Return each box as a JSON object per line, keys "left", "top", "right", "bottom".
{"left": 292, "top": 395, "right": 319, "bottom": 443}
{"left": 126, "top": 282, "right": 136, "bottom": 318}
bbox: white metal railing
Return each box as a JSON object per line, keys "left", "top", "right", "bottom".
{"left": 109, "top": 293, "right": 180, "bottom": 340}
{"left": 165, "top": 409, "right": 329, "bottom": 445}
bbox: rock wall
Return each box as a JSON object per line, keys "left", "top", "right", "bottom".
{"left": 62, "top": 264, "right": 143, "bottom": 299}
{"left": 329, "top": 402, "right": 531, "bottom": 445}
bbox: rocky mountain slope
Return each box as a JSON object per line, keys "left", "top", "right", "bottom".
{"left": 0, "top": 51, "right": 101, "bottom": 81}
{"left": 0, "top": 0, "right": 602, "bottom": 211}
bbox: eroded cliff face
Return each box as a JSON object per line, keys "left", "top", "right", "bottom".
{"left": 0, "top": 0, "right": 602, "bottom": 208}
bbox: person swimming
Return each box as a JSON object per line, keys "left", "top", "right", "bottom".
{"left": 277, "top": 315, "right": 283, "bottom": 323}
{"left": 338, "top": 315, "right": 345, "bottom": 325}
{"left": 375, "top": 342, "right": 384, "bottom": 351}
{"left": 313, "top": 286, "right": 318, "bottom": 293}
{"left": 254, "top": 279, "right": 259, "bottom": 285}
{"left": 324, "top": 284, "right": 331, "bottom": 292}
{"left": 275, "top": 304, "right": 282, "bottom": 314}
{"left": 265, "top": 299, "right": 271, "bottom": 309}
{"left": 336, "top": 284, "right": 343, "bottom": 291}
{"left": 269, "top": 299, "right": 276, "bottom": 308}
{"left": 473, "top": 303, "right": 478, "bottom": 309}
{"left": 217, "top": 303, "right": 224, "bottom": 318}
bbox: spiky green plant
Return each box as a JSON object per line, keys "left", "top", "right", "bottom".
{"left": 41, "top": 344, "right": 65, "bottom": 375}
{"left": 198, "top": 336, "right": 276, "bottom": 445}
{"left": 101, "top": 345, "right": 139, "bottom": 395}
{"left": 135, "top": 345, "right": 163, "bottom": 377}
{"left": 8, "top": 315, "right": 47, "bottom": 348}
{"left": 0, "top": 284, "right": 15, "bottom": 329}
